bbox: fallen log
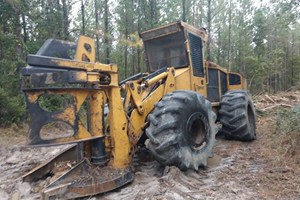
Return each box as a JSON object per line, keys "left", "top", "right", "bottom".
{"left": 262, "top": 103, "right": 292, "bottom": 111}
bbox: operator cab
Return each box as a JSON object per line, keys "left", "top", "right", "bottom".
{"left": 140, "top": 21, "right": 207, "bottom": 77}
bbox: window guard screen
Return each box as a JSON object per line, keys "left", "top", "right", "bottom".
{"left": 188, "top": 32, "right": 204, "bottom": 77}
{"left": 144, "top": 31, "right": 188, "bottom": 72}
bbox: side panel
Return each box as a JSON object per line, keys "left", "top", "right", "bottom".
{"left": 207, "top": 68, "right": 219, "bottom": 102}
{"left": 174, "top": 68, "right": 192, "bottom": 90}
{"left": 220, "top": 71, "right": 228, "bottom": 95}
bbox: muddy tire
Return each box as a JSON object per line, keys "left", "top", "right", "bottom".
{"left": 218, "top": 90, "right": 256, "bottom": 141}
{"left": 145, "top": 90, "right": 217, "bottom": 170}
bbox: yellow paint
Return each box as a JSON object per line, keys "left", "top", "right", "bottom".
{"left": 53, "top": 59, "right": 116, "bottom": 72}
{"left": 72, "top": 71, "right": 87, "bottom": 82}
{"left": 145, "top": 72, "right": 168, "bottom": 87}
{"left": 77, "top": 120, "right": 94, "bottom": 138}
{"left": 174, "top": 67, "right": 191, "bottom": 90}
{"left": 109, "top": 73, "right": 119, "bottom": 87}
{"left": 127, "top": 68, "right": 175, "bottom": 145}
{"left": 129, "top": 84, "right": 165, "bottom": 145}
{"left": 227, "top": 72, "right": 245, "bottom": 91}
{"left": 27, "top": 91, "right": 44, "bottom": 103}
{"left": 55, "top": 106, "right": 76, "bottom": 126}
{"left": 164, "top": 69, "right": 175, "bottom": 94}
{"left": 24, "top": 30, "right": 250, "bottom": 171}
{"left": 199, "top": 77, "right": 207, "bottom": 97}
{"left": 107, "top": 86, "right": 131, "bottom": 168}
{"left": 71, "top": 91, "right": 89, "bottom": 111}
{"left": 228, "top": 84, "right": 243, "bottom": 91}
{"left": 75, "top": 36, "right": 96, "bottom": 63}
{"left": 86, "top": 72, "right": 100, "bottom": 82}
{"left": 89, "top": 91, "right": 104, "bottom": 137}
{"left": 128, "top": 82, "right": 144, "bottom": 114}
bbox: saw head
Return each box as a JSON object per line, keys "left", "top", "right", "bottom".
{"left": 21, "top": 36, "right": 134, "bottom": 199}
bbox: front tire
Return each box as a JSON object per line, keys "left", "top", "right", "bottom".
{"left": 218, "top": 90, "right": 256, "bottom": 141}
{"left": 145, "top": 91, "right": 217, "bottom": 170}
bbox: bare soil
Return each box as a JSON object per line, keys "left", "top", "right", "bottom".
{"left": 0, "top": 91, "right": 299, "bottom": 200}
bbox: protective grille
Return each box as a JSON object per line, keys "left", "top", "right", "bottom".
{"left": 207, "top": 68, "right": 219, "bottom": 102}
{"left": 145, "top": 31, "right": 188, "bottom": 72}
{"left": 220, "top": 71, "right": 228, "bottom": 95}
{"left": 188, "top": 32, "right": 204, "bottom": 77}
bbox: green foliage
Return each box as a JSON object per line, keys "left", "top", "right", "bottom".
{"left": 274, "top": 106, "right": 300, "bottom": 162}
{"left": 253, "top": 9, "right": 267, "bottom": 59}
{"left": 289, "top": 56, "right": 300, "bottom": 85}
{"left": 276, "top": 106, "right": 300, "bottom": 135}
{"left": 0, "top": 0, "right": 73, "bottom": 126}
{"left": 0, "top": 23, "right": 25, "bottom": 126}
{"left": 244, "top": 56, "right": 268, "bottom": 92}
{"left": 39, "top": 94, "right": 74, "bottom": 113}
{"left": 0, "top": 88, "right": 25, "bottom": 126}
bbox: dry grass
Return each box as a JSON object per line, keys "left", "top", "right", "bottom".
{"left": 0, "top": 124, "right": 27, "bottom": 137}
{"left": 0, "top": 124, "right": 28, "bottom": 147}
{"left": 254, "top": 106, "right": 300, "bottom": 199}
{"left": 254, "top": 90, "right": 300, "bottom": 166}
{"left": 271, "top": 106, "right": 300, "bottom": 164}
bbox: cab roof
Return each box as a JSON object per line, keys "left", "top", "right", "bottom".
{"left": 140, "top": 21, "right": 207, "bottom": 43}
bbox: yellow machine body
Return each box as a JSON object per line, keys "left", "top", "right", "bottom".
{"left": 21, "top": 21, "right": 246, "bottom": 199}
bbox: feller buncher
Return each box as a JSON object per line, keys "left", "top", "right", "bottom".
{"left": 21, "top": 21, "right": 256, "bottom": 199}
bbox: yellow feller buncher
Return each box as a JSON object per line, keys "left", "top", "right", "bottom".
{"left": 21, "top": 21, "right": 256, "bottom": 199}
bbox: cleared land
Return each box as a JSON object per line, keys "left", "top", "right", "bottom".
{"left": 0, "top": 91, "right": 299, "bottom": 200}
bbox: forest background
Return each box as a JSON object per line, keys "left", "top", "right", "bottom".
{"left": 0, "top": 0, "right": 299, "bottom": 125}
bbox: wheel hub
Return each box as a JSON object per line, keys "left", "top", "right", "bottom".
{"left": 186, "top": 112, "right": 208, "bottom": 148}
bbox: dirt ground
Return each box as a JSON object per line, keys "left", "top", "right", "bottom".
{"left": 0, "top": 91, "right": 299, "bottom": 200}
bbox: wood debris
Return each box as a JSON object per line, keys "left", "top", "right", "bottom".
{"left": 253, "top": 91, "right": 299, "bottom": 111}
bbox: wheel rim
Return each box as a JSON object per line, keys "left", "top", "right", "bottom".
{"left": 186, "top": 112, "right": 207, "bottom": 148}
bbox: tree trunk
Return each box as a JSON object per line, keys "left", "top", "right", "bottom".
{"left": 149, "top": 0, "right": 157, "bottom": 28}
{"left": 182, "top": 0, "right": 186, "bottom": 22}
{"left": 21, "top": 12, "right": 27, "bottom": 43}
{"left": 132, "top": 48, "right": 135, "bottom": 75}
{"left": 55, "top": 0, "right": 63, "bottom": 38}
{"left": 191, "top": 0, "right": 195, "bottom": 25}
{"left": 227, "top": 0, "right": 232, "bottom": 71}
{"left": 217, "top": 30, "right": 221, "bottom": 64}
{"left": 95, "top": 0, "right": 100, "bottom": 61}
{"left": 62, "top": 0, "right": 69, "bottom": 40}
{"left": 7, "top": 1, "right": 24, "bottom": 60}
{"left": 124, "top": 4, "right": 128, "bottom": 77}
{"left": 104, "top": 0, "right": 110, "bottom": 64}
{"left": 284, "top": 45, "right": 288, "bottom": 90}
{"left": 81, "top": 0, "right": 85, "bottom": 35}
{"left": 290, "top": 32, "right": 295, "bottom": 86}
{"left": 199, "top": 0, "right": 204, "bottom": 27}
{"left": 137, "top": 0, "right": 142, "bottom": 72}
{"left": 206, "top": 0, "right": 211, "bottom": 61}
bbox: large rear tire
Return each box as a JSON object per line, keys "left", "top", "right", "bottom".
{"left": 145, "top": 90, "right": 217, "bottom": 170}
{"left": 218, "top": 90, "right": 256, "bottom": 141}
